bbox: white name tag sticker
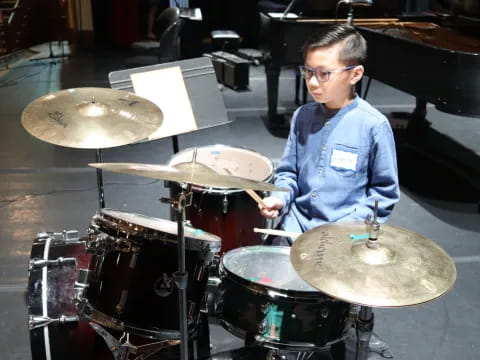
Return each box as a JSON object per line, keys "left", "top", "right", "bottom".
{"left": 330, "top": 149, "right": 358, "bottom": 171}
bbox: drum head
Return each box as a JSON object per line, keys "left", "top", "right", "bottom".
{"left": 93, "top": 209, "right": 221, "bottom": 253}
{"left": 168, "top": 145, "right": 274, "bottom": 190}
{"left": 222, "top": 246, "right": 319, "bottom": 294}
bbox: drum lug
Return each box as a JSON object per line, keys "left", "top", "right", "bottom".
{"left": 258, "top": 320, "right": 267, "bottom": 334}
{"left": 222, "top": 195, "right": 229, "bottom": 214}
{"left": 29, "top": 256, "right": 76, "bottom": 271}
{"left": 28, "top": 314, "right": 79, "bottom": 330}
{"left": 73, "top": 268, "right": 91, "bottom": 305}
{"left": 116, "top": 290, "right": 128, "bottom": 315}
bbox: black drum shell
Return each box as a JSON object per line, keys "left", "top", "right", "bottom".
{"left": 86, "top": 240, "right": 209, "bottom": 336}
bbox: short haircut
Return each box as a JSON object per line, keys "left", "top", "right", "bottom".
{"left": 303, "top": 23, "right": 367, "bottom": 65}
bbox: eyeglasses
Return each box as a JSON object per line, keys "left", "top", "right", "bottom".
{"left": 299, "top": 65, "right": 356, "bottom": 82}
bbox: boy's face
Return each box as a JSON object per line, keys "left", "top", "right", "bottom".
{"left": 304, "top": 43, "right": 364, "bottom": 109}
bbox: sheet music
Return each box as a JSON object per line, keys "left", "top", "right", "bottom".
{"left": 130, "top": 66, "right": 198, "bottom": 140}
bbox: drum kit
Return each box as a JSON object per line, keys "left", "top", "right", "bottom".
{"left": 23, "top": 87, "right": 457, "bottom": 360}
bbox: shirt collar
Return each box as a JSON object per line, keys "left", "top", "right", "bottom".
{"left": 318, "top": 94, "right": 360, "bottom": 120}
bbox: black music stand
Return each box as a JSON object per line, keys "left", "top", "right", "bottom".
{"left": 108, "top": 57, "right": 229, "bottom": 360}
{"left": 108, "top": 57, "right": 230, "bottom": 154}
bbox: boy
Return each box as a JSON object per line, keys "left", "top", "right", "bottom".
{"left": 260, "top": 24, "right": 398, "bottom": 359}
{"left": 261, "top": 24, "right": 399, "bottom": 241}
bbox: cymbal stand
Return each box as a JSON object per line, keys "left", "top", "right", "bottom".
{"left": 355, "top": 306, "right": 374, "bottom": 360}
{"left": 96, "top": 149, "right": 106, "bottom": 209}
{"left": 160, "top": 148, "right": 197, "bottom": 360}
{"left": 355, "top": 200, "right": 379, "bottom": 360}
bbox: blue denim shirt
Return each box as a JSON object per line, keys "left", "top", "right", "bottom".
{"left": 273, "top": 95, "right": 400, "bottom": 234}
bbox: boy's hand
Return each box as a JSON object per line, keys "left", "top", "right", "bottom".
{"left": 259, "top": 196, "right": 284, "bottom": 219}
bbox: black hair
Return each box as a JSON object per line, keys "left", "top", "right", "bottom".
{"left": 303, "top": 23, "right": 367, "bottom": 65}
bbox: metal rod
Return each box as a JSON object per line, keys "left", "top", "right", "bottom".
{"left": 355, "top": 306, "right": 374, "bottom": 360}
{"left": 175, "top": 191, "right": 189, "bottom": 360}
{"left": 281, "top": 0, "right": 298, "bottom": 19}
{"left": 95, "top": 149, "right": 105, "bottom": 209}
{"left": 172, "top": 135, "right": 179, "bottom": 154}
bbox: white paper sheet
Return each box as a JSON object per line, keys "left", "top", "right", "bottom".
{"left": 130, "top": 66, "right": 197, "bottom": 140}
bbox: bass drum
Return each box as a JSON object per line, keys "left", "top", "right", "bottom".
{"left": 168, "top": 145, "right": 275, "bottom": 254}
{"left": 28, "top": 231, "right": 111, "bottom": 360}
{"left": 217, "top": 246, "right": 352, "bottom": 351}
{"left": 82, "top": 209, "right": 221, "bottom": 339}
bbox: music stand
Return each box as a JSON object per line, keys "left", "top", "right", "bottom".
{"left": 108, "top": 57, "right": 230, "bottom": 153}
{"left": 108, "top": 57, "right": 230, "bottom": 360}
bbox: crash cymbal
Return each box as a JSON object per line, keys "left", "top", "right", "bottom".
{"left": 291, "top": 222, "right": 456, "bottom": 307}
{"left": 89, "top": 162, "right": 289, "bottom": 192}
{"left": 22, "top": 87, "right": 163, "bottom": 149}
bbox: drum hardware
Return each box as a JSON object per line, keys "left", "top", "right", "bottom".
{"left": 153, "top": 273, "right": 175, "bottom": 297}
{"left": 90, "top": 321, "right": 181, "bottom": 360}
{"left": 36, "top": 229, "right": 80, "bottom": 244}
{"left": 29, "top": 256, "right": 76, "bottom": 271}
{"left": 160, "top": 184, "right": 194, "bottom": 360}
{"left": 116, "top": 290, "right": 129, "bottom": 314}
{"left": 28, "top": 314, "right": 79, "bottom": 330}
{"left": 77, "top": 299, "right": 126, "bottom": 332}
{"left": 73, "top": 268, "right": 91, "bottom": 307}
{"left": 222, "top": 195, "right": 228, "bottom": 214}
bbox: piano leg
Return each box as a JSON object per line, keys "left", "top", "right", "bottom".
{"left": 407, "top": 98, "right": 430, "bottom": 142}
{"left": 265, "top": 61, "right": 289, "bottom": 129}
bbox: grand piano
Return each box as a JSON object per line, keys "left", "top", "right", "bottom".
{"left": 259, "top": 0, "right": 480, "bottom": 128}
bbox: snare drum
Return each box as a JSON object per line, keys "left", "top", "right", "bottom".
{"left": 28, "top": 231, "right": 111, "bottom": 360}
{"left": 168, "top": 145, "right": 275, "bottom": 253}
{"left": 217, "top": 246, "right": 352, "bottom": 351}
{"left": 81, "top": 209, "right": 221, "bottom": 339}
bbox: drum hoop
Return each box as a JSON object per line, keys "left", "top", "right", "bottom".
{"left": 220, "top": 246, "right": 331, "bottom": 300}
{"left": 78, "top": 300, "right": 182, "bottom": 340}
{"left": 92, "top": 210, "right": 221, "bottom": 254}
{"left": 169, "top": 144, "right": 276, "bottom": 193}
{"left": 219, "top": 320, "right": 347, "bottom": 351}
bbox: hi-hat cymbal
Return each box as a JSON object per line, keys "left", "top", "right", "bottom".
{"left": 89, "top": 162, "right": 289, "bottom": 192}
{"left": 291, "top": 222, "right": 456, "bottom": 308}
{"left": 21, "top": 87, "right": 163, "bottom": 149}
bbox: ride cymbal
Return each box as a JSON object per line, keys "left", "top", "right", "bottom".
{"left": 291, "top": 222, "right": 456, "bottom": 307}
{"left": 89, "top": 162, "right": 289, "bottom": 192}
{"left": 22, "top": 87, "right": 163, "bottom": 149}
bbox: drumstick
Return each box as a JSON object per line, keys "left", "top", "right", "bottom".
{"left": 223, "top": 168, "right": 267, "bottom": 208}
{"left": 253, "top": 227, "right": 301, "bottom": 239}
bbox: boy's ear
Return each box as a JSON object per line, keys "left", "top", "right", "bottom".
{"left": 350, "top": 65, "right": 364, "bottom": 85}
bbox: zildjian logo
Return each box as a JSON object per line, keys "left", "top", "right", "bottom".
{"left": 118, "top": 98, "right": 139, "bottom": 107}
{"left": 48, "top": 111, "right": 67, "bottom": 127}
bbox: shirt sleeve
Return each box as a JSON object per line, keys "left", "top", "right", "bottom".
{"left": 345, "top": 120, "right": 400, "bottom": 222}
{"left": 270, "top": 108, "right": 301, "bottom": 212}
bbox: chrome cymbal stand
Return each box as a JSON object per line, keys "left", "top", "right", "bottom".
{"left": 355, "top": 306, "right": 374, "bottom": 360}
{"left": 96, "top": 149, "right": 106, "bottom": 209}
{"left": 160, "top": 149, "right": 197, "bottom": 360}
{"left": 355, "top": 200, "right": 379, "bottom": 360}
